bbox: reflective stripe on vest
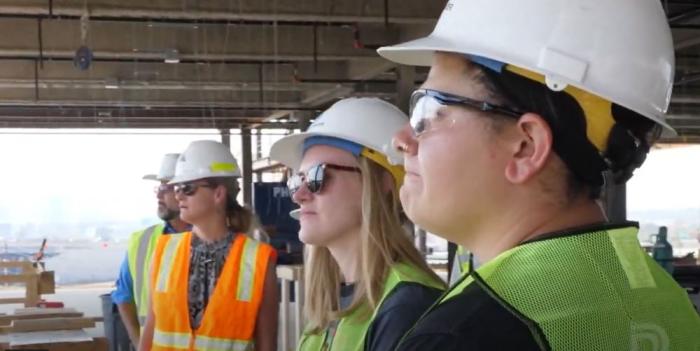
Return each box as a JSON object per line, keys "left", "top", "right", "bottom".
{"left": 156, "top": 234, "right": 182, "bottom": 292}
{"left": 194, "top": 335, "right": 253, "bottom": 351}
{"left": 133, "top": 225, "right": 159, "bottom": 311}
{"left": 237, "top": 238, "right": 259, "bottom": 302}
{"left": 151, "top": 232, "right": 276, "bottom": 351}
{"left": 153, "top": 330, "right": 191, "bottom": 349}
{"left": 299, "top": 262, "right": 445, "bottom": 351}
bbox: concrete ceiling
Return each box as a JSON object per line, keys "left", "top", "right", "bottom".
{"left": 0, "top": 0, "right": 698, "bottom": 143}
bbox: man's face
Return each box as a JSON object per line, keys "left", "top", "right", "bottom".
{"left": 155, "top": 181, "right": 180, "bottom": 221}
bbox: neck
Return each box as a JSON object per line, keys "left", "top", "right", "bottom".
{"left": 167, "top": 218, "right": 190, "bottom": 233}
{"left": 326, "top": 228, "right": 362, "bottom": 283}
{"left": 192, "top": 216, "right": 229, "bottom": 243}
{"left": 460, "top": 196, "right": 607, "bottom": 263}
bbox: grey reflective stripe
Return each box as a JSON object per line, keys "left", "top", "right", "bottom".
{"left": 156, "top": 235, "right": 182, "bottom": 292}
{"left": 194, "top": 335, "right": 253, "bottom": 351}
{"left": 139, "top": 316, "right": 146, "bottom": 326}
{"left": 134, "top": 224, "right": 159, "bottom": 309}
{"left": 236, "top": 238, "right": 260, "bottom": 302}
{"left": 153, "top": 330, "right": 191, "bottom": 349}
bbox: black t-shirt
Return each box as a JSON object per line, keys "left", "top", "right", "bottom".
{"left": 393, "top": 276, "right": 547, "bottom": 351}
{"left": 334, "top": 282, "right": 442, "bottom": 351}
{"left": 364, "top": 282, "right": 443, "bottom": 351}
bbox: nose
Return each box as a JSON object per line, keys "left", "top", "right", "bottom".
{"left": 392, "top": 124, "right": 418, "bottom": 156}
{"left": 175, "top": 189, "right": 186, "bottom": 202}
{"left": 291, "top": 182, "right": 313, "bottom": 205}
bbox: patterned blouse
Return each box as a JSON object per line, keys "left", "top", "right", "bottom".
{"left": 188, "top": 231, "right": 235, "bottom": 329}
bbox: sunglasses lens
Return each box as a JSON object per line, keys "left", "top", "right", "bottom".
{"left": 306, "top": 164, "right": 324, "bottom": 193}
{"left": 287, "top": 174, "right": 302, "bottom": 195}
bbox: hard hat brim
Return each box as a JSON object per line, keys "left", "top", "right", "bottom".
{"left": 378, "top": 35, "right": 457, "bottom": 67}
{"left": 270, "top": 131, "right": 351, "bottom": 171}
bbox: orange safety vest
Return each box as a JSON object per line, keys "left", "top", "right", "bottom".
{"left": 150, "top": 231, "right": 276, "bottom": 351}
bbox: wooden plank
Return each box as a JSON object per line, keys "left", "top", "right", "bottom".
{"left": 0, "top": 274, "right": 36, "bottom": 284}
{"left": 0, "top": 298, "right": 27, "bottom": 305}
{"left": 0, "top": 312, "right": 83, "bottom": 326}
{"left": 0, "top": 261, "right": 35, "bottom": 270}
{"left": 2, "top": 317, "right": 95, "bottom": 333}
{"left": 8, "top": 329, "right": 93, "bottom": 347}
{"left": 14, "top": 308, "right": 79, "bottom": 315}
{"left": 38, "top": 271, "right": 55, "bottom": 294}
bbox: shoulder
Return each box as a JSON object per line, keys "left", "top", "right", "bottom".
{"left": 396, "top": 279, "right": 546, "bottom": 351}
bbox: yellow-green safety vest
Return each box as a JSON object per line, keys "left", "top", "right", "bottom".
{"left": 433, "top": 226, "right": 700, "bottom": 350}
{"left": 298, "top": 262, "right": 444, "bottom": 351}
{"left": 126, "top": 223, "right": 165, "bottom": 326}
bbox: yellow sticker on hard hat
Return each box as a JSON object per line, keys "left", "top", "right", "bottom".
{"left": 505, "top": 65, "right": 615, "bottom": 153}
{"left": 210, "top": 162, "right": 237, "bottom": 173}
{"left": 360, "top": 148, "right": 406, "bottom": 189}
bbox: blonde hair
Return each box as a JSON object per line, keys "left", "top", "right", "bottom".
{"left": 303, "top": 157, "right": 444, "bottom": 332}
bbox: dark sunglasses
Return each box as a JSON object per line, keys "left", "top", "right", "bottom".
{"left": 409, "top": 89, "right": 524, "bottom": 136}
{"left": 287, "top": 163, "right": 361, "bottom": 196}
{"left": 174, "top": 182, "right": 215, "bottom": 196}
{"left": 154, "top": 184, "right": 175, "bottom": 194}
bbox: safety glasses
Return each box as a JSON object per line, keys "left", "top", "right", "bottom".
{"left": 173, "top": 182, "right": 215, "bottom": 196}
{"left": 409, "top": 89, "right": 524, "bottom": 136}
{"left": 287, "top": 163, "right": 361, "bottom": 196}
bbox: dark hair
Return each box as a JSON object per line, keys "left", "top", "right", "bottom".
{"left": 471, "top": 63, "right": 659, "bottom": 199}
{"left": 204, "top": 177, "right": 252, "bottom": 233}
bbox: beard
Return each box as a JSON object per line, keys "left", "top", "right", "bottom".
{"left": 158, "top": 206, "right": 180, "bottom": 221}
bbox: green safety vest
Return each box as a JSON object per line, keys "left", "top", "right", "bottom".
{"left": 436, "top": 226, "right": 700, "bottom": 350}
{"left": 298, "top": 262, "right": 444, "bottom": 351}
{"left": 126, "top": 223, "right": 165, "bottom": 326}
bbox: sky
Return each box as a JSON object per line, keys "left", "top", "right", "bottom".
{"left": 0, "top": 129, "right": 287, "bottom": 227}
{"left": 627, "top": 145, "right": 700, "bottom": 212}
{"left": 0, "top": 129, "right": 698, "bottom": 237}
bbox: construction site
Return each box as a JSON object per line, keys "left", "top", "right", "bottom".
{"left": 0, "top": 0, "right": 699, "bottom": 350}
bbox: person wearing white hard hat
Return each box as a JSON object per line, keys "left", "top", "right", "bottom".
{"left": 139, "top": 140, "right": 278, "bottom": 351}
{"left": 377, "top": 0, "right": 700, "bottom": 349}
{"left": 111, "top": 153, "right": 191, "bottom": 348}
{"left": 270, "top": 98, "right": 445, "bottom": 351}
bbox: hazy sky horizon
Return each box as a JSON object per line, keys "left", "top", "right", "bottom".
{"left": 1, "top": 129, "right": 698, "bottom": 236}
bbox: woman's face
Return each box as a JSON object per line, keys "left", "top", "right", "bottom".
{"left": 291, "top": 145, "right": 364, "bottom": 248}
{"left": 174, "top": 180, "right": 220, "bottom": 226}
{"left": 393, "top": 53, "right": 513, "bottom": 241}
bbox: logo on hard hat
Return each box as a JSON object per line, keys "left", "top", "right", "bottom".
{"left": 445, "top": 2, "right": 454, "bottom": 11}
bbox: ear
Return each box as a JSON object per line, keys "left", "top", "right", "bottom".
{"left": 504, "top": 113, "right": 553, "bottom": 184}
{"left": 214, "top": 185, "right": 228, "bottom": 206}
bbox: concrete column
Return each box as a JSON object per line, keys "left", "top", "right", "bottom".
{"left": 241, "top": 128, "right": 253, "bottom": 206}
{"left": 396, "top": 65, "right": 416, "bottom": 114}
{"left": 220, "top": 128, "right": 231, "bottom": 147}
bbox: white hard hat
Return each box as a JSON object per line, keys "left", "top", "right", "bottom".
{"left": 377, "top": 0, "right": 675, "bottom": 132}
{"left": 270, "top": 97, "right": 407, "bottom": 171}
{"left": 143, "top": 153, "right": 180, "bottom": 182}
{"left": 169, "top": 140, "right": 241, "bottom": 184}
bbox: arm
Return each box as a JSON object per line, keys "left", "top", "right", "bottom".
{"left": 137, "top": 297, "right": 156, "bottom": 351}
{"left": 117, "top": 302, "right": 141, "bottom": 347}
{"left": 113, "top": 254, "right": 140, "bottom": 347}
{"left": 254, "top": 256, "right": 278, "bottom": 351}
